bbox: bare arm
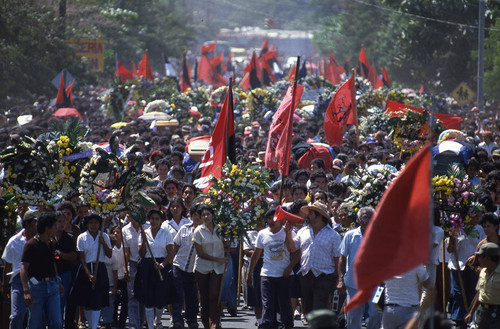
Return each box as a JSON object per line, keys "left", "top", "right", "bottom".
{"left": 336, "top": 255, "right": 347, "bottom": 293}
{"left": 20, "top": 262, "right": 33, "bottom": 306}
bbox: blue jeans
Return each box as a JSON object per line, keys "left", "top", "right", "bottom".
{"left": 9, "top": 275, "right": 27, "bottom": 329}
{"left": 27, "top": 278, "right": 62, "bottom": 329}
{"left": 59, "top": 271, "right": 73, "bottom": 323}
{"left": 261, "top": 276, "right": 293, "bottom": 329}
{"left": 220, "top": 252, "right": 237, "bottom": 310}
{"left": 101, "top": 287, "right": 115, "bottom": 323}
{"left": 346, "top": 286, "right": 381, "bottom": 329}
{"left": 449, "top": 267, "right": 477, "bottom": 322}
{"left": 382, "top": 305, "right": 417, "bottom": 329}
{"left": 128, "top": 261, "right": 144, "bottom": 329}
{"left": 172, "top": 266, "right": 199, "bottom": 328}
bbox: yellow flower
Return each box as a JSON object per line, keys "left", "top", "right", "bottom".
{"left": 4, "top": 205, "right": 9, "bottom": 210}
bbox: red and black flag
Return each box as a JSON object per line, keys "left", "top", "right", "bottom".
{"left": 240, "top": 51, "right": 262, "bottom": 90}
{"left": 180, "top": 52, "right": 192, "bottom": 93}
{"left": 138, "top": 50, "right": 154, "bottom": 81}
{"left": 381, "top": 62, "right": 392, "bottom": 87}
{"left": 55, "top": 74, "right": 71, "bottom": 108}
{"left": 259, "top": 38, "right": 278, "bottom": 86}
{"left": 358, "top": 47, "right": 370, "bottom": 79}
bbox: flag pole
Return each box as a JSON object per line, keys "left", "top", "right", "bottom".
{"left": 226, "top": 77, "right": 233, "bottom": 163}
{"left": 278, "top": 56, "right": 300, "bottom": 204}
{"left": 115, "top": 53, "right": 119, "bottom": 81}
{"left": 351, "top": 68, "right": 359, "bottom": 149}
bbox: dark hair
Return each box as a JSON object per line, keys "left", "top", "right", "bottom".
{"left": 290, "top": 199, "right": 308, "bottom": 215}
{"left": 181, "top": 183, "right": 198, "bottom": 196}
{"left": 36, "top": 212, "right": 57, "bottom": 234}
{"left": 293, "top": 169, "right": 310, "bottom": 182}
{"left": 147, "top": 209, "right": 166, "bottom": 221}
{"left": 171, "top": 164, "right": 185, "bottom": 176}
{"left": 292, "top": 183, "right": 308, "bottom": 197}
{"left": 83, "top": 213, "right": 103, "bottom": 227}
{"left": 311, "top": 158, "right": 326, "bottom": 170}
{"left": 480, "top": 213, "right": 500, "bottom": 227}
{"left": 58, "top": 201, "right": 76, "bottom": 219}
{"left": 64, "top": 190, "right": 80, "bottom": 201}
{"left": 198, "top": 205, "right": 215, "bottom": 218}
{"left": 310, "top": 170, "right": 327, "bottom": 183}
{"left": 311, "top": 189, "right": 328, "bottom": 203}
{"left": 167, "top": 196, "right": 187, "bottom": 219}
{"left": 163, "top": 177, "right": 181, "bottom": 190}
{"left": 155, "top": 157, "right": 170, "bottom": 170}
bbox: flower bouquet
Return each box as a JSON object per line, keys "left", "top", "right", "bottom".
{"left": 203, "top": 160, "right": 272, "bottom": 241}
{"left": 433, "top": 165, "right": 483, "bottom": 238}
{"left": 0, "top": 192, "right": 18, "bottom": 255}
{"left": 245, "top": 87, "right": 280, "bottom": 122}
{"left": 341, "top": 166, "right": 397, "bottom": 221}
{"left": 42, "top": 120, "right": 93, "bottom": 194}
{"left": 0, "top": 137, "right": 65, "bottom": 206}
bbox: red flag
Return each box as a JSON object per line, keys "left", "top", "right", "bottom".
{"left": 358, "top": 47, "right": 370, "bottom": 79}
{"left": 55, "top": 74, "right": 71, "bottom": 108}
{"left": 273, "top": 206, "right": 304, "bottom": 225}
{"left": 180, "top": 53, "right": 192, "bottom": 93}
{"left": 381, "top": 62, "right": 392, "bottom": 87}
{"left": 419, "top": 85, "right": 425, "bottom": 94}
{"left": 298, "top": 144, "right": 333, "bottom": 172}
{"left": 261, "top": 50, "right": 278, "bottom": 85}
{"left": 114, "top": 60, "right": 134, "bottom": 82}
{"left": 287, "top": 65, "right": 296, "bottom": 82}
{"left": 198, "top": 85, "right": 235, "bottom": 190}
{"left": 138, "top": 51, "right": 154, "bottom": 81}
{"left": 345, "top": 145, "right": 431, "bottom": 312}
{"left": 324, "top": 77, "right": 356, "bottom": 146}
{"left": 265, "top": 84, "right": 304, "bottom": 175}
{"left": 368, "top": 63, "right": 376, "bottom": 88}
{"left": 209, "top": 53, "right": 227, "bottom": 87}
{"left": 385, "top": 100, "right": 462, "bottom": 130}
{"left": 65, "top": 80, "right": 75, "bottom": 106}
{"left": 375, "top": 73, "right": 384, "bottom": 89}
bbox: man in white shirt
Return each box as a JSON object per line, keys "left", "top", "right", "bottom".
{"left": 122, "top": 216, "right": 144, "bottom": 329}
{"left": 287, "top": 201, "right": 341, "bottom": 315}
{"left": 1, "top": 210, "right": 38, "bottom": 329}
{"left": 171, "top": 208, "right": 202, "bottom": 329}
{"left": 247, "top": 208, "right": 297, "bottom": 329}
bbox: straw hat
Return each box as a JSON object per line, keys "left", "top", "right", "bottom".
{"left": 300, "top": 201, "right": 330, "bottom": 220}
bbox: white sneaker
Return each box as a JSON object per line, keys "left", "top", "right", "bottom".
{"left": 294, "top": 310, "right": 301, "bottom": 320}
{"left": 301, "top": 314, "right": 308, "bottom": 326}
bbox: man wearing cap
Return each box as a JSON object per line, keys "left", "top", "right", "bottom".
{"left": 286, "top": 201, "right": 341, "bottom": 315}
{"left": 1, "top": 209, "right": 38, "bottom": 329}
{"left": 465, "top": 242, "right": 500, "bottom": 328}
{"left": 336, "top": 207, "right": 380, "bottom": 329}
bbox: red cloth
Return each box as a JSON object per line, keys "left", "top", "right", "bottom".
{"left": 358, "top": 47, "right": 370, "bottom": 79}
{"left": 65, "top": 80, "right": 75, "bottom": 106}
{"left": 240, "top": 52, "right": 262, "bottom": 90}
{"left": 55, "top": 74, "right": 70, "bottom": 108}
{"left": 265, "top": 85, "right": 304, "bottom": 175}
{"left": 385, "top": 100, "right": 462, "bottom": 130}
{"left": 273, "top": 206, "right": 304, "bottom": 225}
{"left": 324, "top": 77, "right": 356, "bottom": 146}
{"left": 114, "top": 60, "right": 134, "bottom": 82}
{"left": 345, "top": 145, "right": 431, "bottom": 312}
{"left": 297, "top": 144, "right": 333, "bottom": 172}
{"left": 198, "top": 85, "right": 235, "bottom": 190}
{"left": 138, "top": 51, "right": 154, "bottom": 81}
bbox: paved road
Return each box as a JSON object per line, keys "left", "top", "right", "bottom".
{"left": 157, "top": 304, "right": 309, "bottom": 329}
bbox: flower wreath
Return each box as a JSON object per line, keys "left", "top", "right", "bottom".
{"left": 204, "top": 160, "right": 272, "bottom": 241}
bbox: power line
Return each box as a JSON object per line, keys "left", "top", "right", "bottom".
{"left": 353, "top": 0, "right": 500, "bottom": 32}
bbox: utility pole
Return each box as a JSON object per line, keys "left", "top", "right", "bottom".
{"left": 478, "top": 0, "right": 485, "bottom": 112}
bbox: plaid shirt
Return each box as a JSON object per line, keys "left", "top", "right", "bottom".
{"left": 294, "top": 225, "right": 341, "bottom": 277}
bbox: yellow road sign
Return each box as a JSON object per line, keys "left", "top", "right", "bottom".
{"left": 66, "top": 39, "right": 105, "bottom": 72}
{"left": 451, "top": 82, "right": 475, "bottom": 105}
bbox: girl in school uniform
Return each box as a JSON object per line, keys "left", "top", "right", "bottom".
{"left": 135, "top": 209, "right": 177, "bottom": 329}
{"left": 70, "top": 213, "right": 112, "bottom": 329}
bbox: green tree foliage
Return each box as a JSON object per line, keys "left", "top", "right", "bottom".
{"left": 0, "top": 1, "right": 90, "bottom": 103}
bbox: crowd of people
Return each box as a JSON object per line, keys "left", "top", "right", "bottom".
{"left": 0, "top": 85, "right": 500, "bottom": 329}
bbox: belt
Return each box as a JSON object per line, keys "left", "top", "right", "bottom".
{"left": 35, "top": 277, "right": 57, "bottom": 282}
{"left": 385, "top": 303, "right": 418, "bottom": 308}
{"left": 481, "top": 303, "right": 500, "bottom": 311}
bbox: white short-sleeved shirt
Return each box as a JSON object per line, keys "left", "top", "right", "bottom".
{"left": 384, "top": 265, "right": 429, "bottom": 307}
{"left": 430, "top": 226, "right": 444, "bottom": 265}
{"left": 448, "top": 225, "right": 485, "bottom": 271}
{"left": 173, "top": 224, "right": 196, "bottom": 272}
{"left": 77, "top": 231, "right": 112, "bottom": 263}
{"left": 293, "top": 225, "right": 341, "bottom": 276}
{"left": 1, "top": 229, "right": 27, "bottom": 280}
{"left": 123, "top": 222, "right": 141, "bottom": 262}
{"left": 138, "top": 227, "right": 173, "bottom": 258}
{"left": 255, "top": 227, "right": 292, "bottom": 277}
{"left": 339, "top": 227, "right": 363, "bottom": 289}
{"left": 193, "top": 224, "right": 225, "bottom": 275}
{"left": 112, "top": 245, "right": 125, "bottom": 280}
{"left": 161, "top": 217, "right": 192, "bottom": 237}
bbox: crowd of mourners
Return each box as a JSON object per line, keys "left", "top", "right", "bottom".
{"left": 1, "top": 90, "right": 500, "bottom": 329}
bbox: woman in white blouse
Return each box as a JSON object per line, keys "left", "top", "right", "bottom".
{"left": 193, "top": 205, "right": 228, "bottom": 329}
{"left": 70, "top": 213, "right": 112, "bottom": 329}
{"left": 135, "top": 209, "right": 176, "bottom": 329}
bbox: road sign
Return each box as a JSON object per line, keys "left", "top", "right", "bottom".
{"left": 66, "top": 39, "right": 105, "bottom": 72}
{"left": 451, "top": 82, "right": 475, "bottom": 105}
